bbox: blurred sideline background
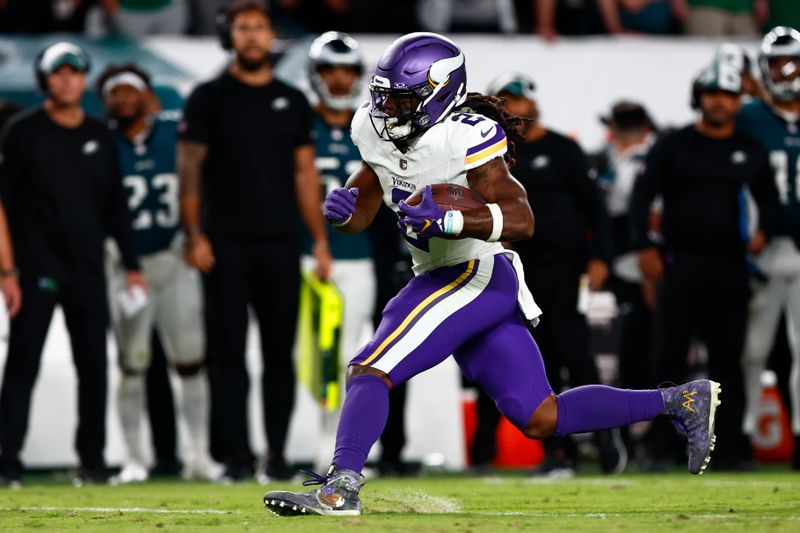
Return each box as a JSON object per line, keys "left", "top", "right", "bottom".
{"left": 0, "top": 32, "right": 757, "bottom": 470}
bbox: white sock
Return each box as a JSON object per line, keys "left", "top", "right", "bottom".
{"left": 117, "top": 374, "right": 146, "bottom": 465}
{"left": 180, "top": 371, "right": 211, "bottom": 464}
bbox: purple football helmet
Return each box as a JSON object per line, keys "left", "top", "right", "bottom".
{"left": 369, "top": 32, "right": 467, "bottom": 141}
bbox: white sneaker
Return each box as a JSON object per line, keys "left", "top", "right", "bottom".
{"left": 110, "top": 462, "right": 149, "bottom": 485}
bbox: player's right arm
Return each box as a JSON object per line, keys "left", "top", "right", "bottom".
{"left": 0, "top": 199, "right": 21, "bottom": 317}
{"left": 178, "top": 83, "right": 215, "bottom": 273}
{"left": 324, "top": 162, "right": 384, "bottom": 234}
{"left": 631, "top": 135, "right": 667, "bottom": 282}
{"left": 178, "top": 139, "right": 214, "bottom": 272}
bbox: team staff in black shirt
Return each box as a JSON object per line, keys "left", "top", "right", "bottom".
{"left": 0, "top": 42, "right": 145, "bottom": 487}
{"left": 178, "top": 0, "right": 331, "bottom": 482}
{"left": 477, "top": 73, "right": 620, "bottom": 475}
{"left": 631, "top": 62, "right": 779, "bottom": 469}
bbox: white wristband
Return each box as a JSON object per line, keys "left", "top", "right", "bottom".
{"left": 443, "top": 210, "right": 464, "bottom": 236}
{"left": 486, "top": 203, "right": 503, "bottom": 242}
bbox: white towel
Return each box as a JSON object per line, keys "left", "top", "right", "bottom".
{"left": 502, "top": 250, "right": 542, "bottom": 327}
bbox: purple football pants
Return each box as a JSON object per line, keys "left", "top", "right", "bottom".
{"left": 332, "top": 254, "right": 664, "bottom": 473}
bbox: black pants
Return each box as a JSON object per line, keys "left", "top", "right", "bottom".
{"left": 526, "top": 261, "right": 599, "bottom": 389}
{"left": 0, "top": 279, "right": 109, "bottom": 473}
{"left": 610, "top": 276, "right": 655, "bottom": 390}
{"left": 471, "top": 259, "right": 597, "bottom": 464}
{"left": 204, "top": 238, "right": 300, "bottom": 467}
{"left": 652, "top": 253, "right": 751, "bottom": 464}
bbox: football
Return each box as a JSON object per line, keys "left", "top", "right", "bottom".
{"left": 405, "top": 183, "right": 486, "bottom": 211}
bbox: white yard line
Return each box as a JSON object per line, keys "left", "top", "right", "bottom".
{"left": 473, "top": 511, "right": 613, "bottom": 519}
{"left": 471, "top": 511, "right": 800, "bottom": 521}
{"left": 2, "top": 506, "right": 237, "bottom": 515}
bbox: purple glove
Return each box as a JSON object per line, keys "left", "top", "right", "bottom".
{"left": 397, "top": 185, "right": 445, "bottom": 238}
{"left": 324, "top": 187, "right": 359, "bottom": 226}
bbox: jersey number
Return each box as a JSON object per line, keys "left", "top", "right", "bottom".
{"left": 392, "top": 188, "right": 430, "bottom": 252}
{"left": 124, "top": 173, "right": 179, "bottom": 230}
{"left": 450, "top": 113, "right": 486, "bottom": 126}
{"left": 770, "top": 151, "right": 800, "bottom": 205}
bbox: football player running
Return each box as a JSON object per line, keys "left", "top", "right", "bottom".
{"left": 304, "top": 31, "right": 377, "bottom": 473}
{"left": 265, "top": 33, "right": 722, "bottom": 516}
{"left": 98, "top": 64, "right": 219, "bottom": 483}
{"left": 738, "top": 26, "right": 800, "bottom": 469}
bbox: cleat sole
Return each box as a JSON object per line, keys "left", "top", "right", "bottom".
{"left": 697, "top": 381, "right": 721, "bottom": 475}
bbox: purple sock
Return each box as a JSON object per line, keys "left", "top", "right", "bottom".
{"left": 554, "top": 385, "right": 665, "bottom": 437}
{"left": 332, "top": 374, "right": 390, "bottom": 473}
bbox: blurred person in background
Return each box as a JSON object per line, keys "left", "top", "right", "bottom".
{"left": 187, "top": 0, "right": 229, "bottom": 34}
{"left": 535, "top": 0, "right": 606, "bottom": 41}
{"left": 632, "top": 61, "right": 778, "bottom": 470}
{"left": 767, "top": 0, "right": 800, "bottom": 30}
{"left": 737, "top": 26, "right": 800, "bottom": 469}
{"left": 304, "top": 31, "right": 377, "bottom": 472}
{"left": 416, "top": 0, "right": 519, "bottom": 33}
{"left": 593, "top": 101, "right": 658, "bottom": 464}
{"left": 715, "top": 42, "right": 765, "bottom": 101}
{"left": 178, "top": 0, "right": 331, "bottom": 483}
{"left": 97, "top": 63, "right": 218, "bottom": 484}
{"left": 596, "top": 0, "right": 679, "bottom": 35}
{"left": 106, "top": 0, "right": 188, "bottom": 36}
{"left": 481, "top": 72, "right": 621, "bottom": 476}
{"left": 267, "top": 0, "right": 418, "bottom": 35}
{"left": 0, "top": 0, "right": 116, "bottom": 33}
{"left": 679, "top": 0, "right": 768, "bottom": 36}
{"left": 0, "top": 42, "right": 146, "bottom": 487}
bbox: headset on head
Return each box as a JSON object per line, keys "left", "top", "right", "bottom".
{"left": 215, "top": 0, "right": 269, "bottom": 51}
{"left": 34, "top": 42, "right": 92, "bottom": 93}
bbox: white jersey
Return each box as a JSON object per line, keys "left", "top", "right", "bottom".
{"left": 351, "top": 103, "right": 506, "bottom": 274}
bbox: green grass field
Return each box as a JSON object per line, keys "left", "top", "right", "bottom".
{"left": 1, "top": 470, "right": 799, "bottom": 532}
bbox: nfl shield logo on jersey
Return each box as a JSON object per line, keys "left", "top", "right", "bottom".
{"left": 399, "top": 159, "right": 407, "bottom": 170}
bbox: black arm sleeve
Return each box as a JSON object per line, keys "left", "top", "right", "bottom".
{"left": 630, "top": 137, "right": 667, "bottom": 250}
{"left": 750, "top": 148, "right": 779, "bottom": 237}
{"left": 567, "top": 144, "right": 613, "bottom": 263}
{"left": 108, "top": 146, "right": 139, "bottom": 271}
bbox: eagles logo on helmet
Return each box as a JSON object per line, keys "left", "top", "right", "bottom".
{"left": 759, "top": 26, "right": 800, "bottom": 103}
{"left": 308, "top": 31, "right": 364, "bottom": 111}
{"left": 690, "top": 62, "right": 742, "bottom": 110}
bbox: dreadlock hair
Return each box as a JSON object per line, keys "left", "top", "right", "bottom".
{"left": 454, "top": 92, "right": 528, "bottom": 168}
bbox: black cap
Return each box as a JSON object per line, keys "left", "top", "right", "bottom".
{"left": 599, "top": 101, "right": 654, "bottom": 131}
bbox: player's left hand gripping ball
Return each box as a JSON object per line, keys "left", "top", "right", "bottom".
{"left": 398, "top": 185, "right": 445, "bottom": 238}
{"left": 324, "top": 187, "right": 359, "bottom": 226}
